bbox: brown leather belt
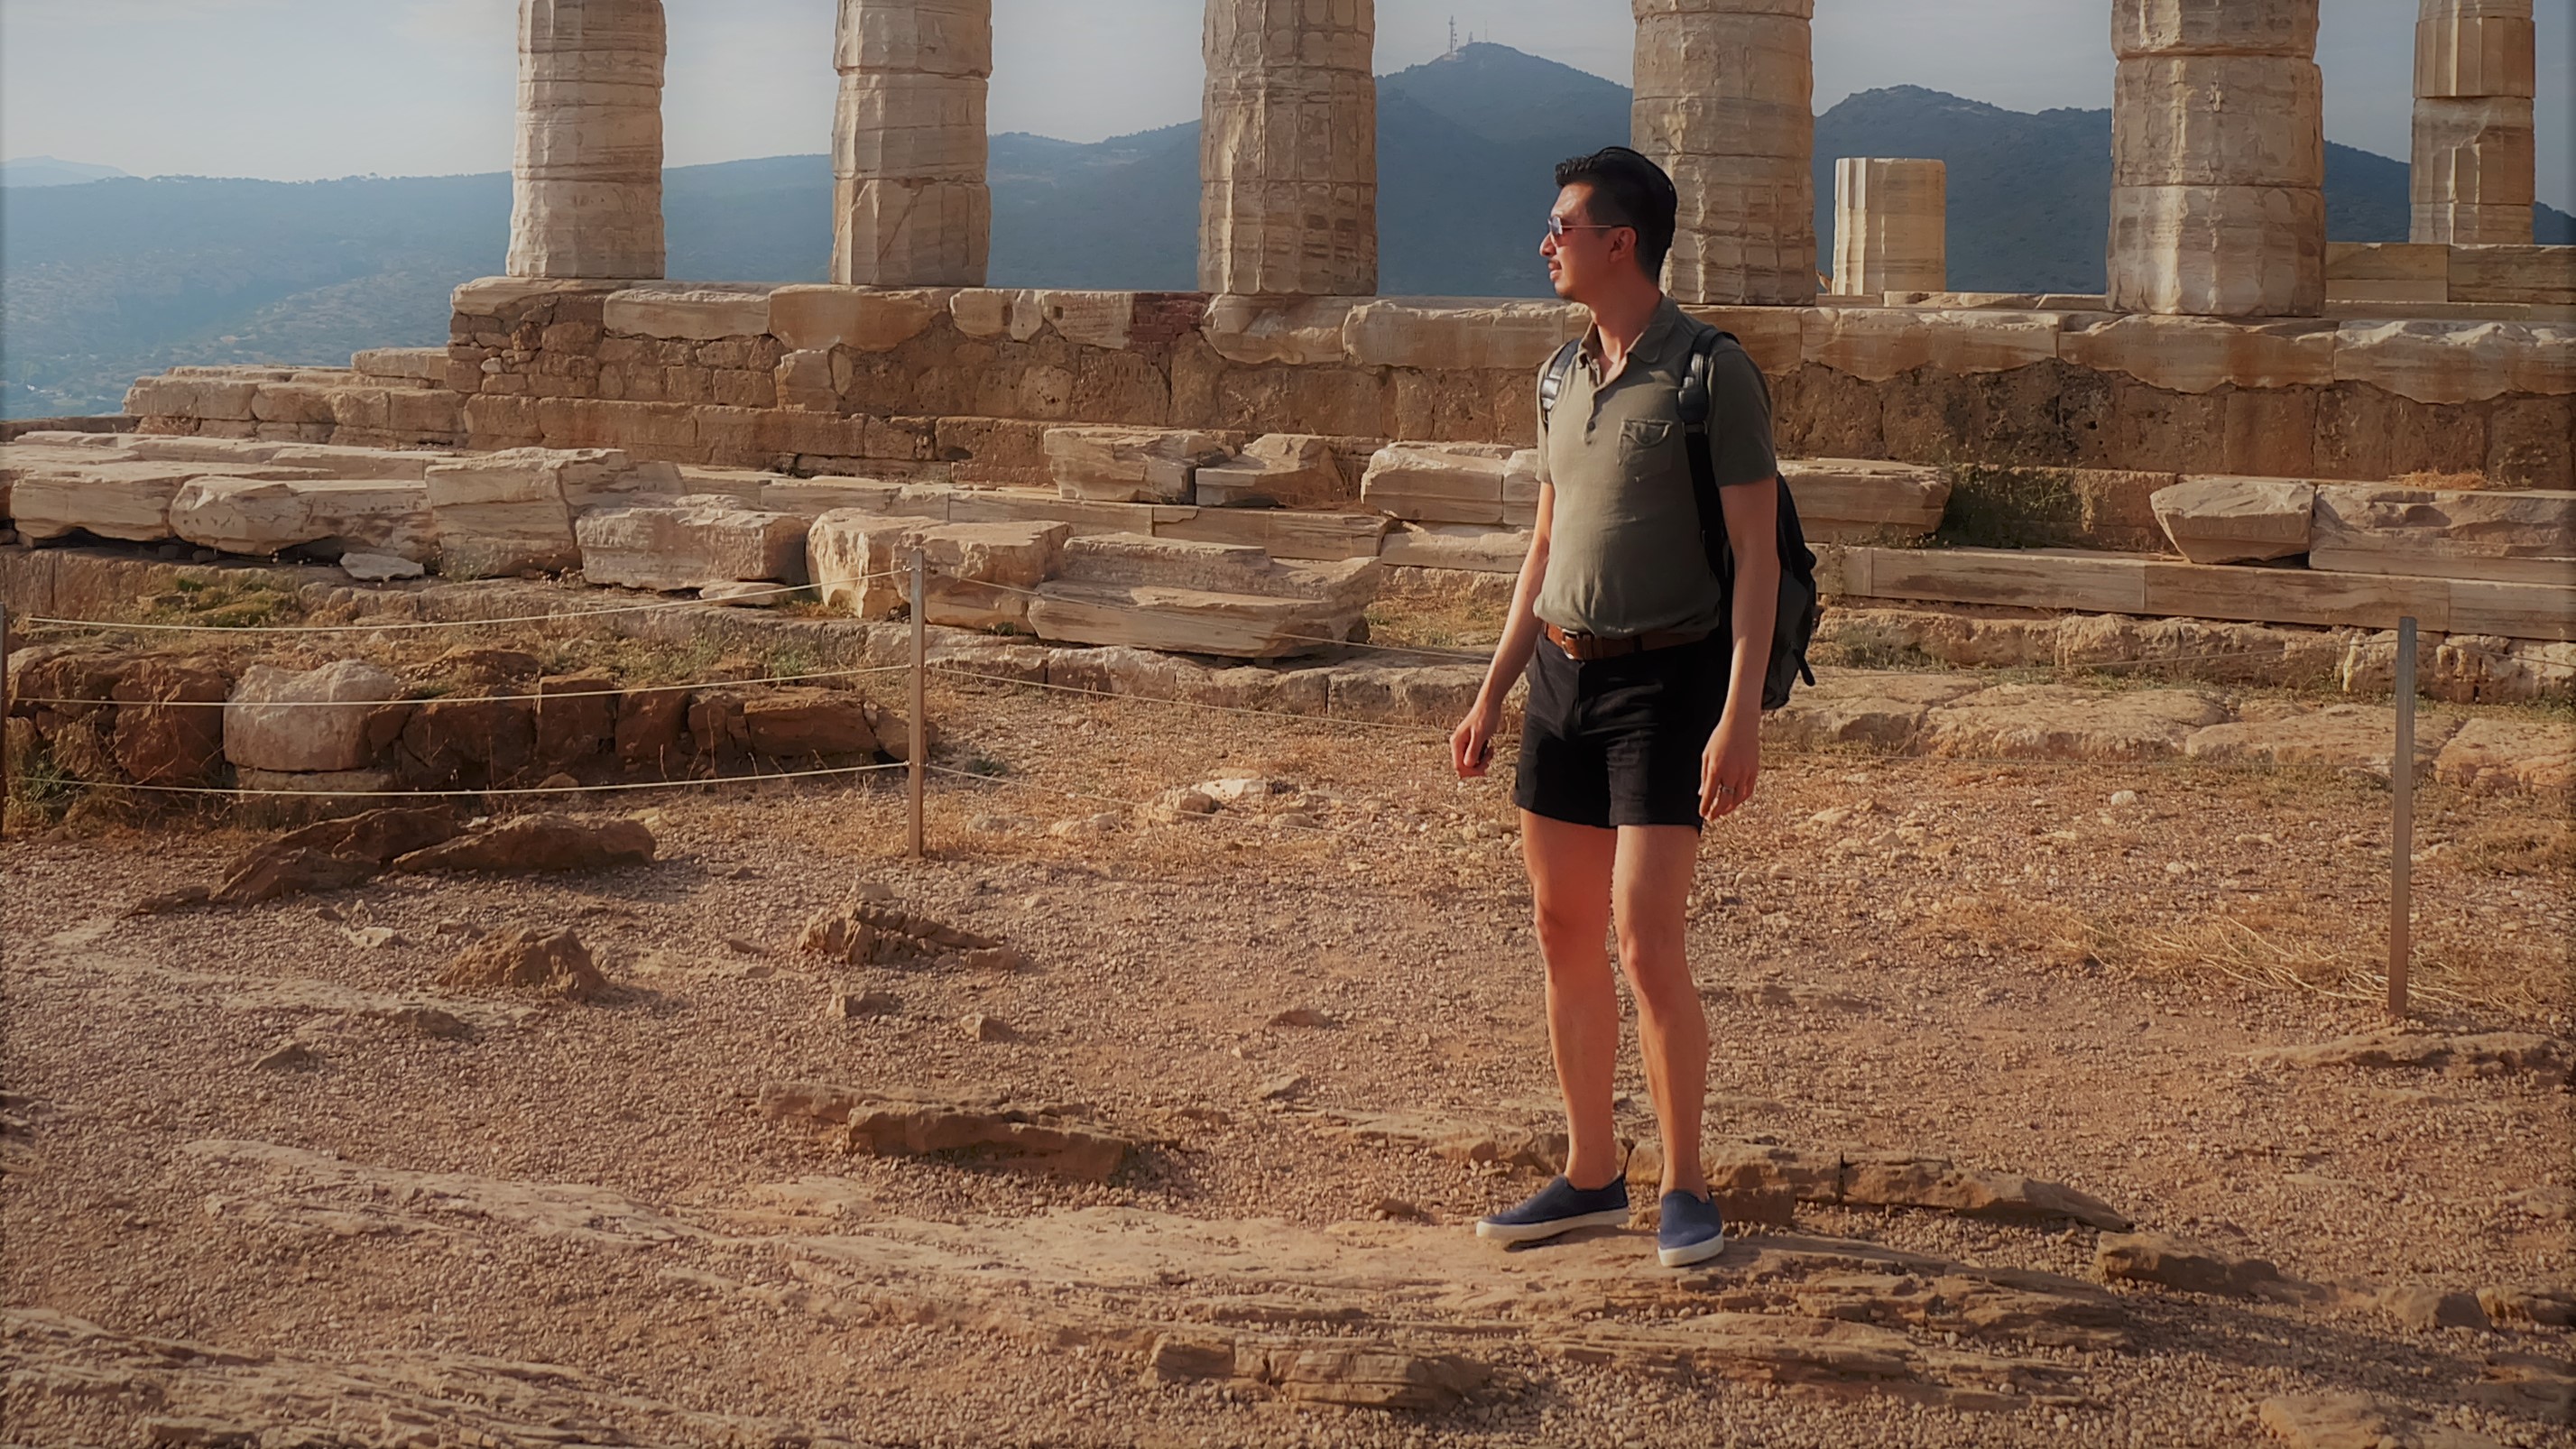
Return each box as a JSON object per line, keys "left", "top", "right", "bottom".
{"left": 1544, "top": 623, "right": 1713, "bottom": 661}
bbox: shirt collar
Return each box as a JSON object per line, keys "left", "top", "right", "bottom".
{"left": 1576, "top": 295, "right": 1684, "bottom": 383}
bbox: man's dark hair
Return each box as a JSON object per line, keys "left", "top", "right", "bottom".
{"left": 1553, "top": 146, "right": 1678, "bottom": 279}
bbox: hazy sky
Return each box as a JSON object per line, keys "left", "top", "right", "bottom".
{"left": 4, "top": 0, "right": 2570, "bottom": 209}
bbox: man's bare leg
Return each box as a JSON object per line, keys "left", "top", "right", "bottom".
{"left": 1520, "top": 811, "right": 1622, "bottom": 1190}
{"left": 1612, "top": 824, "right": 1711, "bottom": 1197}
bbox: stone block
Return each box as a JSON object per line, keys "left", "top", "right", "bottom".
{"left": 574, "top": 496, "right": 811, "bottom": 591}
{"left": 1053, "top": 532, "right": 1380, "bottom": 605}
{"left": 126, "top": 375, "right": 261, "bottom": 422}
{"left": 2449, "top": 245, "right": 2576, "bottom": 307}
{"left": 1799, "top": 308, "right": 2062, "bottom": 382}
{"left": 2311, "top": 484, "right": 2576, "bottom": 585}
{"left": 1341, "top": 300, "right": 1583, "bottom": 372}
{"left": 1155, "top": 507, "right": 1390, "bottom": 562}
{"left": 916, "top": 520, "right": 1071, "bottom": 629}
{"left": 169, "top": 477, "right": 438, "bottom": 561}
{"left": 1028, "top": 291, "right": 1134, "bottom": 350}
{"left": 2331, "top": 319, "right": 2571, "bottom": 406}
{"left": 1832, "top": 158, "right": 1946, "bottom": 297}
{"left": 1200, "top": 295, "right": 1364, "bottom": 366}
{"left": 1378, "top": 523, "right": 1531, "bottom": 574}
{"left": 2112, "top": 56, "right": 2324, "bottom": 189}
{"left": 2150, "top": 476, "right": 2317, "bottom": 562}
{"left": 1045, "top": 426, "right": 1235, "bottom": 504}
{"left": 2326, "top": 242, "right": 2452, "bottom": 302}
{"left": 421, "top": 450, "right": 590, "bottom": 576}
{"left": 2111, "top": 0, "right": 2318, "bottom": 58}
{"left": 2107, "top": 183, "right": 2327, "bottom": 317}
{"left": 1782, "top": 458, "right": 1951, "bottom": 542}
{"left": 225, "top": 660, "right": 403, "bottom": 773}
{"left": 1194, "top": 434, "right": 1351, "bottom": 510}
{"left": 1358, "top": 443, "right": 1518, "bottom": 525}
{"left": 762, "top": 476, "right": 912, "bottom": 517}
{"left": 603, "top": 286, "right": 772, "bottom": 341}
{"left": 772, "top": 285, "right": 951, "bottom": 354}
{"left": 351, "top": 348, "right": 451, "bottom": 383}
{"left": 808, "top": 509, "right": 944, "bottom": 617}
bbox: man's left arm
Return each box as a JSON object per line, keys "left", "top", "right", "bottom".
{"left": 1700, "top": 347, "right": 1780, "bottom": 820}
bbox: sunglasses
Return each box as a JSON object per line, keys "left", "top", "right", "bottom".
{"left": 1545, "top": 216, "right": 1629, "bottom": 240}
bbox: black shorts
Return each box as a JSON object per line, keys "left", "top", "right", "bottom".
{"left": 1513, "top": 633, "right": 1730, "bottom": 831}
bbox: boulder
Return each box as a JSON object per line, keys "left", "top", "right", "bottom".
{"left": 1194, "top": 434, "right": 1351, "bottom": 510}
{"left": 573, "top": 495, "right": 811, "bottom": 592}
{"left": 210, "top": 847, "right": 383, "bottom": 907}
{"left": 436, "top": 927, "right": 606, "bottom": 1003}
{"left": 759, "top": 1081, "right": 1138, "bottom": 1180}
{"left": 2310, "top": 485, "right": 2576, "bottom": 586}
{"left": 223, "top": 660, "right": 403, "bottom": 773}
{"left": 533, "top": 673, "right": 618, "bottom": 771}
{"left": 797, "top": 898, "right": 1013, "bottom": 967}
{"left": 2184, "top": 704, "right": 2461, "bottom": 780}
{"left": 10, "top": 461, "right": 309, "bottom": 543}
{"left": 269, "top": 806, "right": 464, "bottom": 864}
{"left": 915, "top": 521, "right": 1072, "bottom": 631}
{"left": 2378, "top": 1286, "right": 2490, "bottom": 1332}
{"left": 1760, "top": 673, "right": 1985, "bottom": 752}
{"left": 2478, "top": 1286, "right": 2576, "bottom": 1329}
{"left": 2149, "top": 475, "right": 2318, "bottom": 563}
{"left": 742, "top": 690, "right": 881, "bottom": 759}
{"left": 1919, "top": 683, "right": 2231, "bottom": 761}
{"left": 1359, "top": 443, "right": 1519, "bottom": 525}
{"left": 1045, "top": 427, "right": 1236, "bottom": 504}
{"left": 107, "top": 658, "right": 232, "bottom": 786}
{"left": 421, "top": 449, "right": 671, "bottom": 577}
{"left": 341, "top": 552, "right": 426, "bottom": 582}
{"left": 168, "top": 477, "right": 437, "bottom": 561}
{"left": 808, "top": 511, "right": 945, "bottom": 619}
{"left": 2093, "top": 1232, "right": 2284, "bottom": 1298}
{"left": 391, "top": 814, "right": 656, "bottom": 875}
{"left": 2432, "top": 716, "right": 2576, "bottom": 796}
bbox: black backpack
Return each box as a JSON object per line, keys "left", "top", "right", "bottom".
{"left": 1538, "top": 328, "right": 1821, "bottom": 710}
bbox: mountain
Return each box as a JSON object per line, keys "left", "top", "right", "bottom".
{"left": 0, "top": 156, "right": 134, "bottom": 189}
{"left": 6, "top": 48, "right": 2569, "bottom": 418}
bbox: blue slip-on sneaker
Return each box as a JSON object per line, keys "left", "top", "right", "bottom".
{"left": 1657, "top": 1190, "right": 1727, "bottom": 1268}
{"left": 1474, "top": 1175, "right": 1631, "bottom": 1244}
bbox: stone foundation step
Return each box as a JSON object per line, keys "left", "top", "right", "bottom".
{"left": 1825, "top": 545, "right": 2576, "bottom": 642}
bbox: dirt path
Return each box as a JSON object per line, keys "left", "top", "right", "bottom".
{"left": 4, "top": 677, "right": 2569, "bottom": 1448}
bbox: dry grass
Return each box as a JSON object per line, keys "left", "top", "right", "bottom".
{"left": 2451, "top": 816, "right": 2576, "bottom": 876}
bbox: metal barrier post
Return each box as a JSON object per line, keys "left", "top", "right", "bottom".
{"left": 0, "top": 599, "right": 11, "bottom": 835}
{"left": 909, "top": 549, "right": 927, "bottom": 860}
{"left": 2389, "top": 616, "right": 2416, "bottom": 1021}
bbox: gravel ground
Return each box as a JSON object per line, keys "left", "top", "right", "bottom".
{"left": 4, "top": 669, "right": 2569, "bottom": 1448}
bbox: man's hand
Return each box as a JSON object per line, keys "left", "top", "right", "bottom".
{"left": 1700, "top": 711, "right": 1760, "bottom": 818}
{"left": 1453, "top": 702, "right": 1503, "bottom": 780}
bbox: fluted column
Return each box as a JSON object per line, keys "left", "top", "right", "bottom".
{"left": 1199, "top": 0, "right": 1377, "bottom": 297}
{"left": 2108, "top": 0, "right": 2325, "bottom": 317}
{"left": 1631, "top": 0, "right": 1816, "bottom": 305}
{"left": 833, "top": 0, "right": 993, "bottom": 286}
{"left": 1833, "top": 159, "right": 1946, "bottom": 297}
{"left": 2412, "top": 0, "right": 2535, "bottom": 245}
{"left": 508, "top": 0, "right": 667, "bottom": 280}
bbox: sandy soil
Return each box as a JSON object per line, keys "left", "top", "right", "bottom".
{"left": 4, "top": 668, "right": 2570, "bottom": 1448}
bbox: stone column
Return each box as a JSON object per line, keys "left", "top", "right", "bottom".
{"left": 1832, "top": 158, "right": 1946, "bottom": 297}
{"left": 1631, "top": 0, "right": 1817, "bottom": 305}
{"left": 508, "top": 0, "right": 667, "bottom": 280}
{"left": 2108, "top": 0, "right": 2324, "bottom": 317}
{"left": 833, "top": 0, "right": 993, "bottom": 287}
{"left": 1199, "top": 0, "right": 1378, "bottom": 297}
{"left": 2412, "top": 0, "right": 2535, "bottom": 245}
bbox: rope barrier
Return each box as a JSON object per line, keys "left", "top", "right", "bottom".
{"left": 55, "top": 761, "right": 909, "bottom": 801}
{"left": 927, "top": 662, "right": 1449, "bottom": 741}
{"left": 6, "top": 662, "right": 912, "bottom": 713}
{"left": 14, "top": 570, "right": 905, "bottom": 635}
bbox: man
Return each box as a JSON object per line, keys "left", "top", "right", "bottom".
{"left": 1450, "top": 147, "right": 1781, "bottom": 1269}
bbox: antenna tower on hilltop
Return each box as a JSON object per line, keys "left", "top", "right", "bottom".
{"left": 1448, "top": 17, "right": 1458, "bottom": 56}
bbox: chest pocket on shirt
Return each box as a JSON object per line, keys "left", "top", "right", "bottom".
{"left": 1619, "top": 418, "right": 1676, "bottom": 460}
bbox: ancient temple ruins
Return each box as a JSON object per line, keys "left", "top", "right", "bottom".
{"left": 14, "top": 0, "right": 2568, "bottom": 684}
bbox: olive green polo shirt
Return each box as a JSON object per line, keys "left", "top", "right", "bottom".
{"left": 1532, "top": 297, "right": 1780, "bottom": 641}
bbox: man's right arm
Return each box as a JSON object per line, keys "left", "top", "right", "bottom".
{"left": 1452, "top": 482, "right": 1553, "bottom": 779}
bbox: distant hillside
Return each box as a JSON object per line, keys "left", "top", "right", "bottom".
{"left": 0, "top": 156, "right": 134, "bottom": 189}
{"left": 6, "top": 49, "right": 2568, "bottom": 418}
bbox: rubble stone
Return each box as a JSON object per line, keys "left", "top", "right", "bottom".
{"left": 574, "top": 495, "right": 810, "bottom": 591}
{"left": 2151, "top": 475, "right": 2317, "bottom": 563}
{"left": 437, "top": 927, "right": 608, "bottom": 1003}
{"left": 1045, "top": 427, "right": 1235, "bottom": 505}
{"left": 759, "top": 1081, "right": 1135, "bottom": 1179}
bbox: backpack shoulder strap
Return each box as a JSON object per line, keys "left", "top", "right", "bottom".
{"left": 1676, "top": 327, "right": 1739, "bottom": 436}
{"left": 1536, "top": 338, "right": 1583, "bottom": 433}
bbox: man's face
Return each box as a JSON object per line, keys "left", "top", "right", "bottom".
{"left": 1541, "top": 183, "right": 1631, "bottom": 301}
